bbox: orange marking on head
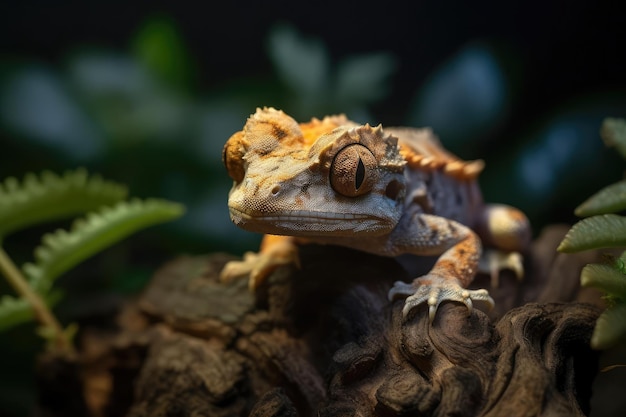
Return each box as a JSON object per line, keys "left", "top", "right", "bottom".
{"left": 299, "top": 116, "right": 347, "bottom": 147}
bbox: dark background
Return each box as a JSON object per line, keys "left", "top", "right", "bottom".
{"left": 0, "top": 1, "right": 625, "bottom": 415}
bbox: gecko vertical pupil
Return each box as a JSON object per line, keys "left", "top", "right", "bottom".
{"left": 355, "top": 157, "right": 365, "bottom": 190}
{"left": 330, "top": 144, "right": 378, "bottom": 197}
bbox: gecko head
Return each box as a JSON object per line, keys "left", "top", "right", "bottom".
{"left": 223, "top": 107, "right": 407, "bottom": 237}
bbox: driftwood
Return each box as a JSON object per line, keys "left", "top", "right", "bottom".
{"left": 36, "top": 225, "right": 611, "bottom": 416}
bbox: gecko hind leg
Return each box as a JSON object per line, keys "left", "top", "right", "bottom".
{"left": 475, "top": 204, "right": 531, "bottom": 287}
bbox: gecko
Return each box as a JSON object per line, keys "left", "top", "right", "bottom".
{"left": 221, "top": 107, "right": 530, "bottom": 320}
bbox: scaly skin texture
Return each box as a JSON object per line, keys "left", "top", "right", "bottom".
{"left": 222, "top": 107, "right": 531, "bottom": 319}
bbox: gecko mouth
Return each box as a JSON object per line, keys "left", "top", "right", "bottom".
{"left": 228, "top": 206, "right": 393, "bottom": 236}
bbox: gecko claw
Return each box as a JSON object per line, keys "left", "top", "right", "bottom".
{"left": 389, "top": 276, "right": 494, "bottom": 320}
{"left": 428, "top": 303, "right": 438, "bottom": 322}
{"left": 463, "top": 295, "right": 473, "bottom": 314}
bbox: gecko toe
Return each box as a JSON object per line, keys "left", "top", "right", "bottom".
{"left": 401, "top": 292, "right": 430, "bottom": 318}
{"left": 388, "top": 281, "right": 418, "bottom": 301}
{"left": 470, "top": 289, "right": 495, "bottom": 310}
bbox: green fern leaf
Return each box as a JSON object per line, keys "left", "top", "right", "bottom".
{"left": 0, "top": 295, "right": 32, "bottom": 332}
{"left": 601, "top": 118, "right": 626, "bottom": 160}
{"left": 581, "top": 264, "right": 626, "bottom": 298}
{"left": 23, "top": 199, "right": 184, "bottom": 293}
{"left": 591, "top": 303, "right": 626, "bottom": 349}
{"left": 0, "top": 292, "right": 62, "bottom": 332}
{"left": 0, "top": 169, "right": 128, "bottom": 240}
{"left": 557, "top": 214, "right": 626, "bottom": 253}
{"left": 575, "top": 180, "right": 626, "bottom": 217}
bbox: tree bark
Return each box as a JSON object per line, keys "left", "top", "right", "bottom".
{"left": 37, "top": 225, "right": 608, "bottom": 416}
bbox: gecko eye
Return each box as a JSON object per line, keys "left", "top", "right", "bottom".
{"left": 330, "top": 144, "right": 378, "bottom": 197}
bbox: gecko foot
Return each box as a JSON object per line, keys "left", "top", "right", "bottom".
{"left": 220, "top": 248, "right": 299, "bottom": 290}
{"left": 388, "top": 275, "right": 494, "bottom": 321}
{"left": 478, "top": 249, "right": 524, "bottom": 288}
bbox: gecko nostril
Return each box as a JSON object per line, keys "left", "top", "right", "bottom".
{"left": 271, "top": 185, "right": 281, "bottom": 196}
{"left": 385, "top": 180, "right": 404, "bottom": 201}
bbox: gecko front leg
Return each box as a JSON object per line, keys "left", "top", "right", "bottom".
{"left": 387, "top": 214, "right": 494, "bottom": 320}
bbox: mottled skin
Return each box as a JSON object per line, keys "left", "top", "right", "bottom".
{"left": 222, "top": 108, "right": 530, "bottom": 319}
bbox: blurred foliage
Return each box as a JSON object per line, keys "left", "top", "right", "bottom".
{"left": 0, "top": 169, "right": 127, "bottom": 240}
{"left": 558, "top": 119, "right": 626, "bottom": 349}
{"left": 267, "top": 24, "right": 397, "bottom": 120}
{"left": 0, "top": 168, "right": 183, "bottom": 351}
{"left": 407, "top": 42, "right": 509, "bottom": 146}
{"left": 131, "top": 15, "right": 195, "bottom": 91}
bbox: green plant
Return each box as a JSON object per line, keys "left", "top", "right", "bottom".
{"left": 267, "top": 24, "right": 397, "bottom": 120}
{"left": 558, "top": 118, "right": 626, "bottom": 349}
{"left": 0, "top": 168, "right": 184, "bottom": 354}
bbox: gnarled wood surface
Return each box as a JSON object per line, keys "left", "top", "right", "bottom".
{"left": 36, "top": 226, "right": 616, "bottom": 416}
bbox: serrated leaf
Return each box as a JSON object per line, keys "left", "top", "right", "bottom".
{"left": 575, "top": 180, "right": 626, "bottom": 217}
{"left": 600, "top": 118, "right": 626, "bottom": 160}
{"left": 0, "top": 295, "right": 32, "bottom": 332}
{"left": 0, "top": 291, "right": 62, "bottom": 332}
{"left": 23, "top": 199, "right": 184, "bottom": 293}
{"left": 591, "top": 303, "right": 626, "bottom": 349}
{"left": 557, "top": 214, "right": 626, "bottom": 253}
{"left": 0, "top": 168, "right": 127, "bottom": 240}
{"left": 581, "top": 263, "right": 626, "bottom": 298}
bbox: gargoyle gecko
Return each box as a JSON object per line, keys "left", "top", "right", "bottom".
{"left": 221, "top": 108, "right": 530, "bottom": 319}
